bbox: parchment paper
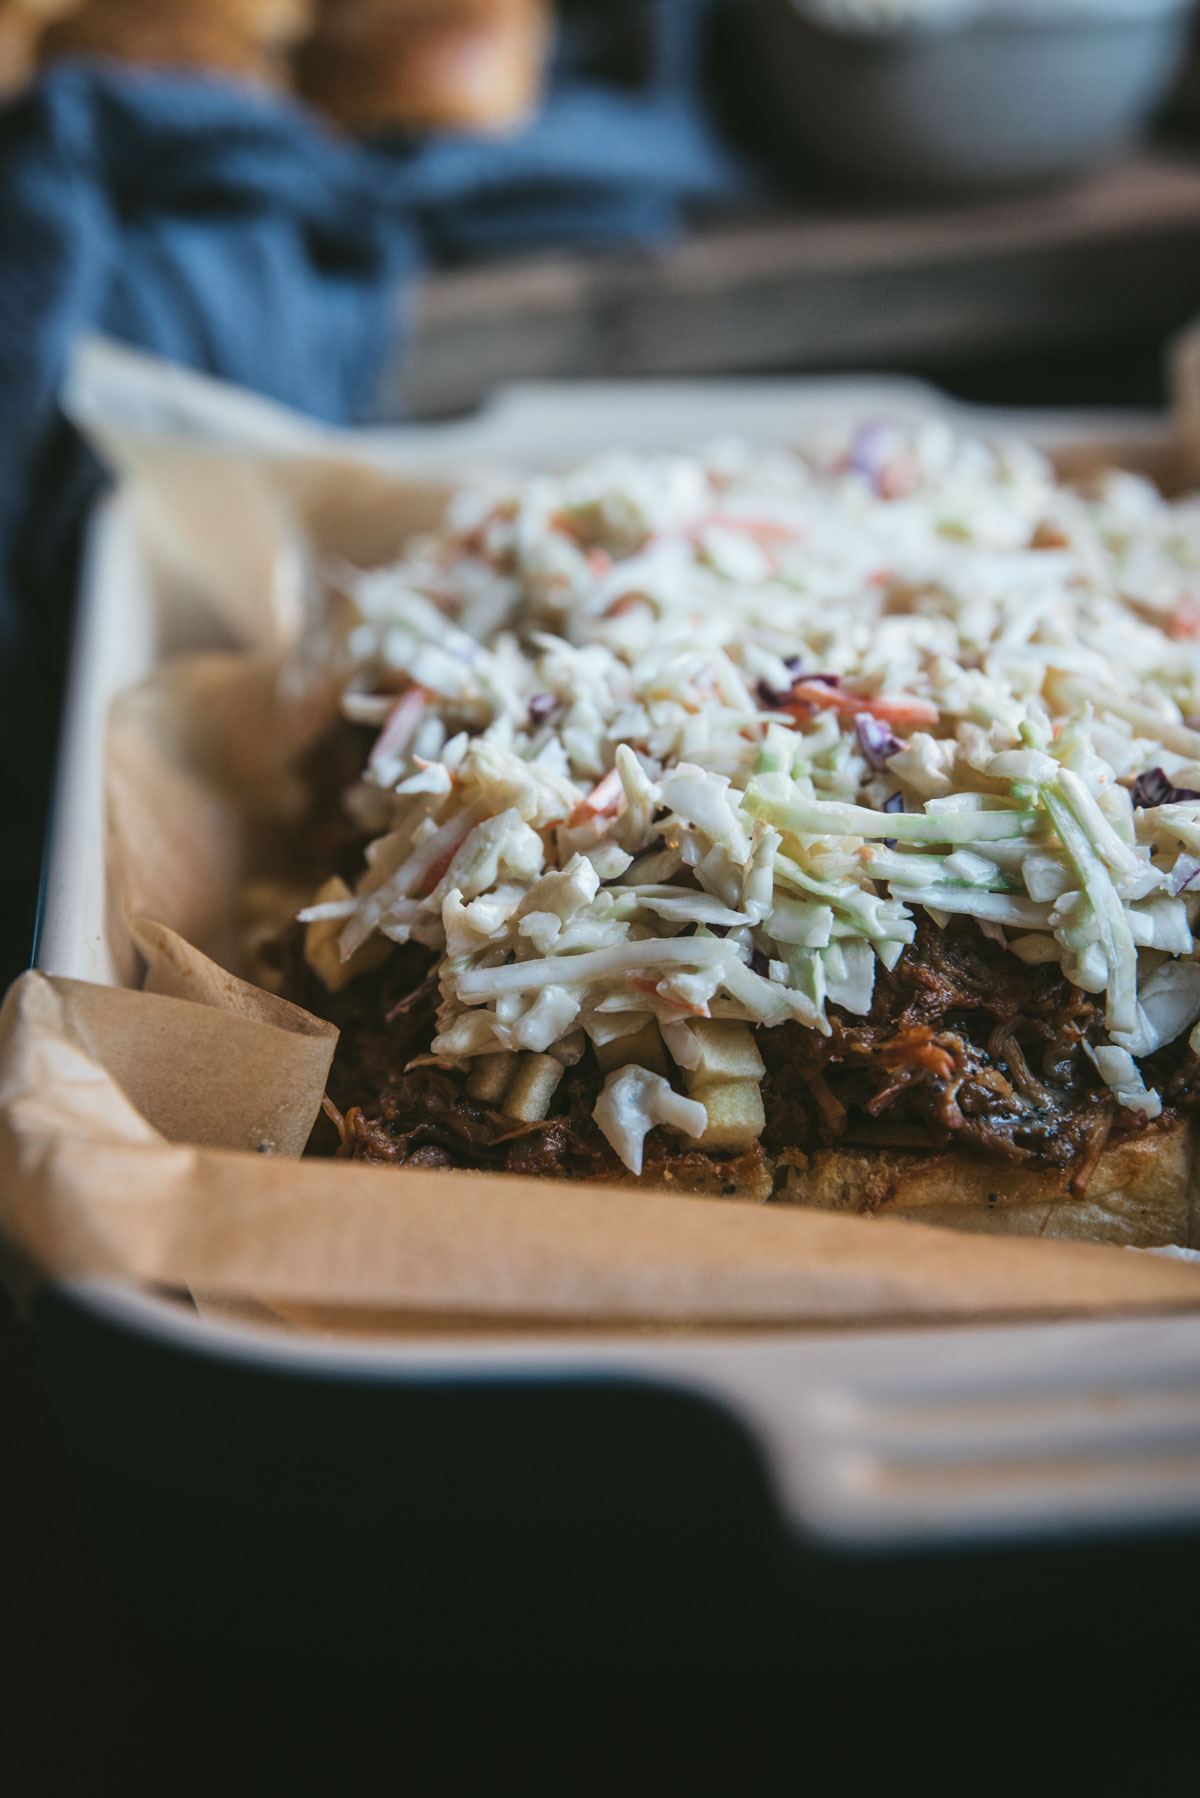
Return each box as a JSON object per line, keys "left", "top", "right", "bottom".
{"left": 5, "top": 338, "right": 1200, "bottom": 1330}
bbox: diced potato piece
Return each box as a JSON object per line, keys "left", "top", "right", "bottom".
{"left": 501, "top": 1053, "right": 565, "bottom": 1123}
{"left": 689, "top": 1078, "right": 765, "bottom": 1152}
{"left": 594, "top": 1018, "right": 670, "bottom": 1079}
{"left": 304, "top": 876, "right": 391, "bottom": 993}
{"left": 683, "top": 1020, "right": 764, "bottom": 1084}
{"left": 466, "top": 1052, "right": 516, "bottom": 1104}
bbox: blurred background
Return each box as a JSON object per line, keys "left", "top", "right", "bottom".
{"left": 9, "top": 0, "right": 1200, "bottom": 419}
{"left": 7, "top": 3, "right": 1200, "bottom": 1787}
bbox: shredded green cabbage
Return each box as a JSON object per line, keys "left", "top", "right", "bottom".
{"left": 303, "top": 420, "right": 1200, "bottom": 1166}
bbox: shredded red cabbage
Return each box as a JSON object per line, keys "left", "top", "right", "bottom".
{"left": 856, "top": 713, "right": 904, "bottom": 771}
{"left": 1171, "top": 856, "right": 1200, "bottom": 896}
{"left": 882, "top": 790, "right": 904, "bottom": 850}
{"left": 848, "top": 422, "right": 888, "bottom": 479}
{"left": 1132, "top": 768, "right": 1200, "bottom": 808}
{"left": 755, "top": 655, "right": 813, "bottom": 708}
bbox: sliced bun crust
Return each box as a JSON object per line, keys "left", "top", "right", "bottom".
{"left": 771, "top": 1119, "right": 1199, "bottom": 1249}
{"left": 526, "top": 1110, "right": 1198, "bottom": 1249}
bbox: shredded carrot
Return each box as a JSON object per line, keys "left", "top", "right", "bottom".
{"left": 1167, "top": 597, "right": 1200, "bottom": 640}
{"left": 645, "top": 514, "right": 806, "bottom": 559}
{"left": 692, "top": 513, "right": 806, "bottom": 543}
{"left": 442, "top": 499, "right": 519, "bottom": 561}
{"left": 416, "top": 810, "right": 490, "bottom": 899}
{"left": 784, "top": 681, "right": 938, "bottom": 730}
{"left": 878, "top": 456, "right": 916, "bottom": 501}
{"left": 413, "top": 755, "right": 462, "bottom": 785}
{"left": 603, "top": 592, "right": 649, "bottom": 619}
{"left": 417, "top": 846, "right": 463, "bottom": 899}
{"left": 630, "top": 977, "right": 710, "bottom": 1016}
{"left": 568, "top": 767, "right": 624, "bottom": 828}
{"left": 369, "top": 685, "right": 429, "bottom": 770}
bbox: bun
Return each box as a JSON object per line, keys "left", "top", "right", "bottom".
{"left": 772, "top": 1121, "right": 1198, "bottom": 1248}
{"left": 295, "top": 0, "right": 549, "bottom": 132}
{"left": 11, "top": 0, "right": 81, "bottom": 20}
{"left": 201, "top": 0, "right": 314, "bottom": 45}
{"left": 0, "top": 4, "right": 39, "bottom": 95}
{"left": 39, "top": 0, "right": 296, "bottom": 81}
{"left": 494, "top": 1116, "right": 1196, "bottom": 1248}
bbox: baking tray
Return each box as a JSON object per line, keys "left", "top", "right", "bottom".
{"left": 29, "top": 369, "right": 1200, "bottom": 1675}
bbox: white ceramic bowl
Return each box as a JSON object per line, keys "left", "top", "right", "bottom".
{"left": 755, "top": 0, "right": 1198, "bottom": 192}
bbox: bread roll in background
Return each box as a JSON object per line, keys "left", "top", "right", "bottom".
{"left": 38, "top": 0, "right": 315, "bottom": 83}
{"left": 178, "top": 0, "right": 315, "bottom": 49}
{"left": 11, "top": 0, "right": 82, "bottom": 19}
{"left": 0, "top": 3, "right": 42, "bottom": 97}
{"left": 0, "top": 0, "right": 82, "bottom": 96}
{"left": 17, "top": 0, "right": 555, "bottom": 134}
{"left": 296, "top": 0, "right": 551, "bottom": 133}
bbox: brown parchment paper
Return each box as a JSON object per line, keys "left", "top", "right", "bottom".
{"left": 5, "top": 341, "right": 1200, "bottom": 1331}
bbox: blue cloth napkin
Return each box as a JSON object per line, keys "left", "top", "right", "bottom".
{"left": 0, "top": 0, "right": 754, "bottom": 982}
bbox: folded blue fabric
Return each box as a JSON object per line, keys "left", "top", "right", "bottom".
{"left": 0, "top": 2, "right": 754, "bottom": 982}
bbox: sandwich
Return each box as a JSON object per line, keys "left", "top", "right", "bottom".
{"left": 278, "top": 419, "right": 1200, "bottom": 1242}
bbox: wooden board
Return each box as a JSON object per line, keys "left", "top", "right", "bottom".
{"left": 395, "top": 150, "right": 1200, "bottom": 417}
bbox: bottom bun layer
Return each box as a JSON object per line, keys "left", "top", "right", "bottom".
{"left": 540, "top": 1118, "right": 1198, "bottom": 1249}
{"left": 771, "top": 1122, "right": 1199, "bottom": 1249}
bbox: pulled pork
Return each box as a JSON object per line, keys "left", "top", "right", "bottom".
{"left": 295, "top": 934, "right": 768, "bottom": 1193}
{"left": 760, "top": 918, "right": 1196, "bottom": 1197}
{"left": 295, "top": 917, "right": 1198, "bottom": 1197}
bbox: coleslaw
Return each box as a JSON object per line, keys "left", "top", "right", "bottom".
{"left": 300, "top": 419, "right": 1200, "bottom": 1173}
